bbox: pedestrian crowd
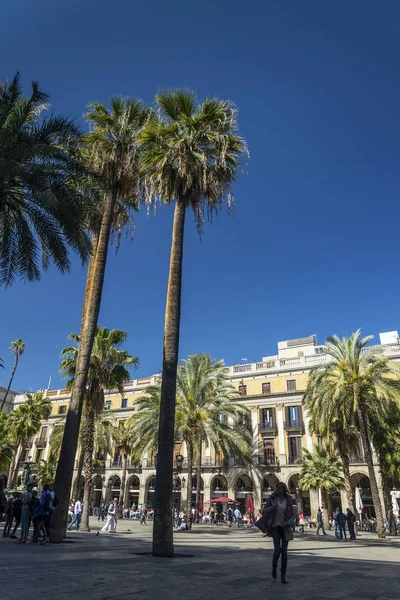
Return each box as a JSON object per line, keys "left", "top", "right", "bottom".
{"left": 1, "top": 484, "right": 58, "bottom": 545}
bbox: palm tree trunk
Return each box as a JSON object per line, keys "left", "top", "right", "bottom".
{"left": 185, "top": 441, "right": 193, "bottom": 529}
{"left": 0, "top": 354, "right": 18, "bottom": 411}
{"left": 8, "top": 441, "right": 20, "bottom": 488}
{"left": 357, "top": 408, "right": 385, "bottom": 537}
{"left": 195, "top": 435, "right": 202, "bottom": 523}
{"left": 119, "top": 453, "right": 127, "bottom": 518}
{"left": 80, "top": 409, "right": 95, "bottom": 531}
{"left": 51, "top": 192, "right": 117, "bottom": 543}
{"left": 380, "top": 467, "right": 392, "bottom": 517}
{"left": 320, "top": 488, "right": 329, "bottom": 528}
{"left": 9, "top": 442, "right": 22, "bottom": 489}
{"left": 73, "top": 450, "right": 85, "bottom": 500}
{"left": 340, "top": 452, "right": 355, "bottom": 512}
{"left": 153, "top": 200, "right": 186, "bottom": 558}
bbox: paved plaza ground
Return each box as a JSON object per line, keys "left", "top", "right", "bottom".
{"left": 1, "top": 518, "right": 399, "bottom": 600}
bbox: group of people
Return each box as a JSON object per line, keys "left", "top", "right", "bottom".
{"left": 1, "top": 483, "right": 57, "bottom": 545}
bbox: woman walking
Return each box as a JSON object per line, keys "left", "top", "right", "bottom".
{"left": 99, "top": 499, "right": 117, "bottom": 534}
{"left": 262, "top": 482, "right": 294, "bottom": 584}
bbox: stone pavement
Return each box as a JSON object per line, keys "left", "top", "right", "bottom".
{"left": 1, "top": 518, "right": 399, "bottom": 600}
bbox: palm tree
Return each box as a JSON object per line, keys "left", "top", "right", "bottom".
{"left": 52, "top": 98, "right": 148, "bottom": 542}
{"left": 307, "top": 411, "right": 360, "bottom": 512}
{"left": 59, "top": 327, "right": 138, "bottom": 531}
{"left": 0, "top": 73, "right": 93, "bottom": 286}
{"left": 0, "top": 413, "right": 13, "bottom": 471}
{"left": 369, "top": 407, "right": 400, "bottom": 515}
{"left": 304, "top": 330, "right": 400, "bottom": 537}
{"left": 140, "top": 90, "right": 247, "bottom": 557}
{"left": 130, "top": 355, "right": 252, "bottom": 524}
{"left": 298, "top": 446, "right": 345, "bottom": 527}
{"left": 36, "top": 455, "right": 58, "bottom": 485}
{"left": 111, "top": 420, "right": 138, "bottom": 517}
{"left": 7, "top": 392, "right": 51, "bottom": 487}
{"left": 176, "top": 354, "right": 252, "bottom": 522}
{"left": 0, "top": 338, "right": 25, "bottom": 411}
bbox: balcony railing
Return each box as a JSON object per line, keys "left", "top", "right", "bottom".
{"left": 350, "top": 455, "right": 365, "bottom": 463}
{"left": 284, "top": 420, "right": 304, "bottom": 431}
{"left": 35, "top": 437, "right": 48, "bottom": 448}
{"left": 288, "top": 456, "right": 303, "bottom": 465}
{"left": 254, "top": 455, "right": 280, "bottom": 467}
{"left": 258, "top": 421, "right": 277, "bottom": 433}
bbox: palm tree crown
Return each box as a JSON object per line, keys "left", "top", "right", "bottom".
{"left": 0, "top": 72, "right": 92, "bottom": 285}
{"left": 298, "top": 446, "right": 345, "bottom": 493}
{"left": 140, "top": 90, "right": 248, "bottom": 230}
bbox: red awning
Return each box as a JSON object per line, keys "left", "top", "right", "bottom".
{"left": 212, "top": 497, "right": 237, "bottom": 503}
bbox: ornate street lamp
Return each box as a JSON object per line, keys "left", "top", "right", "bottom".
{"left": 175, "top": 453, "right": 184, "bottom": 472}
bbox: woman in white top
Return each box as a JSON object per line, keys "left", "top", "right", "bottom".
{"left": 99, "top": 499, "right": 116, "bottom": 533}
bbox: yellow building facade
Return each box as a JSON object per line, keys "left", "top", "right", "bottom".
{"left": 7, "top": 331, "right": 400, "bottom": 518}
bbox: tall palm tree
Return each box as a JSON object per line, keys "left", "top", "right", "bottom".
{"left": 176, "top": 354, "right": 252, "bottom": 522}
{"left": 8, "top": 392, "right": 51, "bottom": 488}
{"left": 0, "top": 338, "right": 25, "bottom": 411}
{"left": 140, "top": 90, "right": 247, "bottom": 557}
{"left": 369, "top": 407, "right": 400, "bottom": 515}
{"left": 51, "top": 98, "right": 148, "bottom": 542}
{"left": 307, "top": 411, "right": 360, "bottom": 512}
{"left": 130, "top": 355, "right": 252, "bottom": 523}
{"left": 59, "top": 327, "right": 138, "bottom": 530}
{"left": 111, "top": 420, "right": 138, "bottom": 516}
{"left": 0, "top": 72, "right": 93, "bottom": 286}
{"left": 298, "top": 446, "right": 345, "bottom": 527}
{"left": 304, "top": 330, "right": 400, "bottom": 537}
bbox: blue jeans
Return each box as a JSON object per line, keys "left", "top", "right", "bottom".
{"left": 68, "top": 513, "right": 81, "bottom": 530}
{"left": 272, "top": 527, "right": 289, "bottom": 575}
{"left": 339, "top": 525, "right": 347, "bottom": 539}
{"left": 316, "top": 522, "right": 326, "bottom": 534}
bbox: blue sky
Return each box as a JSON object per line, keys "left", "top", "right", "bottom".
{"left": 1, "top": 0, "right": 400, "bottom": 392}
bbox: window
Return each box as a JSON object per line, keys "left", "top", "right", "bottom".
{"left": 219, "top": 413, "right": 226, "bottom": 422}
{"left": 285, "top": 405, "right": 302, "bottom": 425}
{"left": 260, "top": 407, "right": 276, "bottom": 428}
{"left": 286, "top": 379, "right": 296, "bottom": 392}
{"left": 263, "top": 437, "right": 275, "bottom": 460}
{"left": 121, "top": 398, "right": 128, "bottom": 409}
{"left": 36, "top": 449, "right": 43, "bottom": 461}
{"left": 238, "top": 384, "right": 247, "bottom": 396}
{"left": 262, "top": 382, "right": 271, "bottom": 394}
{"left": 315, "top": 347, "right": 325, "bottom": 355}
{"left": 58, "top": 405, "right": 67, "bottom": 415}
{"left": 289, "top": 436, "right": 302, "bottom": 459}
{"left": 39, "top": 426, "right": 48, "bottom": 442}
{"left": 105, "top": 401, "right": 111, "bottom": 410}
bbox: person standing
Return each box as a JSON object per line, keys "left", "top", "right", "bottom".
{"left": 316, "top": 508, "right": 328, "bottom": 536}
{"left": 99, "top": 499, "right": 116, "bottom": 533}
{"left": 2, "top": 494, "right": 14, "bottom": 538}
{"left": 98, "top": 503, "right": 105, "bottom": 522}
{"left": 17, "top": 484, "right": 33, "bottom": 543}
{"left": 346, "top": 508, "right": 356, "bottom": 540}
{"left": 234, "top": 507, "right": 241, "bottom": 526}
{"left": 261, "top": 482, "right": 294, "bottom": 584}
{"left": 67, "top": 498, "right": 82, "bottom": 531}
{"left": 10, "top": 493, "right": 23, "bottom": 539}
{"left": 32, "top": 484, "right": 51, "bottom": 544}
{"left": 336, "top": 509, "right": 347, "bottom": 540}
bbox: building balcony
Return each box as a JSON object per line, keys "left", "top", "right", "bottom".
{"left": 254, "top": 455, "right": 280, "bottom": 468}
{"left": 349, "top": 455, "right": 365, "bottom": 464}
{"left": 287, "top": 456, "right": 303, "bottom": 465}
{"left": 284, "top": 420, "right": 304, "bottom": 431}
{"left": 34, "top": 438, "right": 48, "bottom": 449}
{"left": 258, "top": 422, "right": 277, "bottom": 434}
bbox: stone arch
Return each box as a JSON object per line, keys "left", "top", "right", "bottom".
{"left": 350, "top": 472, "right": 374, "bottom": 519}
{"left": 91, "top": 474, "right": 104, "bottom": 507}
{"left": 106, "top": 474, "right": 121, "bottom": 503}
{"left": 209, "top": 474, "right": 228, "bottom": 503}
{"left": 126, "top": 474, "right": 141, "bottom": 508}
{"left": 145, "top": 474, "right": 156, "bottom": 508}
{"left": 262, "top": 473, "right": 281, "bottom": 498}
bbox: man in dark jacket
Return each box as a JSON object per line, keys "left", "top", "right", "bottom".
{"left": 10, "top": 493, "right": 22, "bottom": 539}
{"left": 316, "top": 507, "right": 328, "bottom": 535}
{"left": 346, "top": 508, "right": 356, "bottom": 540}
